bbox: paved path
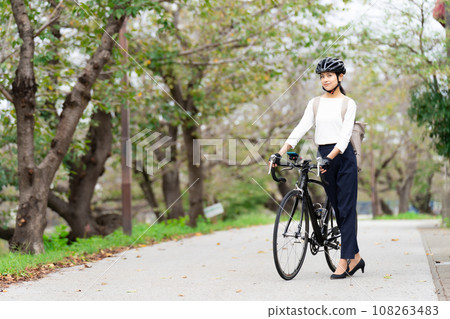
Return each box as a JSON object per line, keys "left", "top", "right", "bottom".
{"left": 0, "top": 219, "right": 441, "bottom": 301}
{"left": 420, "top": 224, "right": 450, "bottom": 300}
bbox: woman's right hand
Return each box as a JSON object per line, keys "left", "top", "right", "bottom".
{"left": 268, "top": 153, "right": 282, "bottom": 168}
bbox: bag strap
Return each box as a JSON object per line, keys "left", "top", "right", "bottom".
{"left": 341, "top": 96, "right": 350, "bottom": 122}
{"left": 312, "top": 97, "right": 320, "bottom": 123}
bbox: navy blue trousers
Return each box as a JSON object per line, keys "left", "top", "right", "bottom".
{"left": 318, "top": 143, "right": 359, "bottom": 259}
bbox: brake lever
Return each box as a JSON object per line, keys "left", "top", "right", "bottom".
{"left": 316, "top": 157, "right": 322, "bottom": 177}
{"left": 268, "top": 159, "right": 273, "bottom": 174}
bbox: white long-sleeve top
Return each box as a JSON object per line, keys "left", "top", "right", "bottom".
{"left": 285, "top": 97, "right": 357, "bottom": 154}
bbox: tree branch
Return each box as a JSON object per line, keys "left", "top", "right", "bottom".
{"left": 47, "top": 191, "right": 71, "bottom": 219}
{"left": 34, "top": 0, "right": 64, "bottom": 37}
{"left": 1, "top": 1, "right": 64, "bottom": 65}
{"left": 38, "top": 8, "right": 127, "bottom": 178}
{"left": 0, "top": 227, "right": 15, "bottom": 241}
{"left": 0, "top": 83, "right": 13, "bottom": 102}
{"left": 174, "top": 11, "right": 292, "bottom": 58}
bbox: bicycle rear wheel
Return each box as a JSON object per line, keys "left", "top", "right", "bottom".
{"left": 273, "top": 190, "right": 309, "bottom": 280}
{"left": 307, "top": 179, "right": 341, "bottom": 272}
{"left": 324, "top": 209, "right": 359, "bottom": 271}
{"left": 324, "top": 207, "right": 341, "bottom": 272}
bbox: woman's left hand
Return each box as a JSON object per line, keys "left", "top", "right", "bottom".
{"left": 320, "top": 156, "right": 332, "bottom": 174}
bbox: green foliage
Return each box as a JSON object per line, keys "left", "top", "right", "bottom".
{"left": 218, "top": 180, "right": 269, "bottom": 219}
{"left": 409, "top": 79, "right": 450, "bottom": 158}
{"left": 374, "top": 211, "right": 440, "bottom": 220}
{"left": 444, "top": 217, "right": 450, "bottom": 228}
{"left": 43, "top": 225, "right": 69, "bottom": 250}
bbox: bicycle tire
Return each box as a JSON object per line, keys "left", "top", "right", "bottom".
{"left": 273, "top": 190, "right": 309, "bottom": 280}
{"left": 306, "top": 179, "right": 341, "bottom": 272}
{"left": 324, "top": 206, "right": 341, "bottom": 272}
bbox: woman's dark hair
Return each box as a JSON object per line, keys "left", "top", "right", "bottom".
{"left": 339, "top": 79, "right": 346, "bottom": 95}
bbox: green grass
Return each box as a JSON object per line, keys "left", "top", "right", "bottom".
{"left": 374, "top": 211, "right": 440, "bottom": 220}
{"left": 0, "top": 211, "right": 274, "bottom": 277}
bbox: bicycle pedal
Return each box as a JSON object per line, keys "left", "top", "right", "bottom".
{"left": 331, "top": 226, "right": 340, "bottom": 235}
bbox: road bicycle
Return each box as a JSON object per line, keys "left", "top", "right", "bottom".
{"left": 269, "top": 152, "right": 341, "bottom": 280}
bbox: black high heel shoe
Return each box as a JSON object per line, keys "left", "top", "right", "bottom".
{"left": 330, "top": 265, "right": 350, "bottom": 280}
{"left": 348, "top": 258, "right": 365, "bottom": 276}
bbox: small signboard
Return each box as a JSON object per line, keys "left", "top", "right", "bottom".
{"left": 204, "top": 203, "right": 224, "bottom": 219}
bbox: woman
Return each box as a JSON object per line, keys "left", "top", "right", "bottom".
{"left": 269, "top": 57, "right": 365, "bottom": 279}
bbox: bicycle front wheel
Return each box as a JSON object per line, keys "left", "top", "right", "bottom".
{"left": 273, "top": 190, "right": 309, "bottom": 280}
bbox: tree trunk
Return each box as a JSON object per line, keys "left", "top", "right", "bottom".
{"left": 380, "top": 199, "right": 393, "bottom": 215}
{"left": 370, "top": 149, "right": 381, "bottom": 217}
{"left": 182, "top": 121, "right": 204, "bottom": 227}
{"left": 139, "top": 172, "right": 162, "bottom": 217}
{"left": 156, "top": 124, "right": 185, "bottom": 219}
{"left": 411, "top": 172, "right": 434, "bottom": 214}
{"left": 48, "top": 110, "right": 114, "bottom": 241}
{"left": 9, "top": 0, "right": 44, "bottom": 253}
{"left": 277, "top": 180, "right": 291, "bottom": 198}
{"left": 442, "top": 160, "right": 450, "bottom": 224}
{"left": 396, "top": 154, "right": 417, "bottom": 214}
{"left": 9, "top": 0, "right": 127, "bottom": 253}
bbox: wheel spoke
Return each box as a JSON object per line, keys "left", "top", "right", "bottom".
{"left": 273, "top": 190, "right": 309, "bottom": 280}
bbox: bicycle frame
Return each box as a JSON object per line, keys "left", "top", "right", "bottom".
{"left": 294, "top": 161, "right": 333, "bottom": 248}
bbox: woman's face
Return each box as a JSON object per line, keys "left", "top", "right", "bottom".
{"left": 320, "top": 72, "right": 343, "bottom": 90}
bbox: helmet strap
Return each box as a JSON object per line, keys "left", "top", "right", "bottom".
{"left": 322, "top": 81, "right": 340, "bottom": 94}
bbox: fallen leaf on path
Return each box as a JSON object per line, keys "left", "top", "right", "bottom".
{"left": 216, "top": 243, "right": 220, "bottom": 246}
{"left": 195, "top": 233, "right": 202, "bottom": 236}
{"left": 236, "top": 289, "right": 242, "bottom": 293}
{"left": 0, "top": 290, "right": 7, "bottom": 292}
{"left": 84, "top": 264, "right": 92, "bottom": 268}
{"left": 76, "top": 289, "right": 82, "bottom": 292}
{"left": 101, "top": 282, "right": 107, "bottom": 286}
{"left": 384, "top": 274, "right": 392, "bottom": 279}
{"left": 126, "top": 290, "right": 137, "bottom": 293}
{"left": 136, "top": 255, "right": 141, "bottom": 258}
{"left": 178, "top": 294, "right": 184, "bottom": 297}
{"left": 404, "top": 252, "right": 409, "bottom": 255}
{"left": 182, "top": 276, "right": 187, "bottom": 279}
{"left": 138, "top": 244, "right": 147, "bottom": 248}
{"left": 426, "top": 252, "right": 433, "bottom": 256}
{"left": 257, "top": 250, "right": 266, "bottom": 254}
{"left": 374, "top": 242, "right": 381, "bottom": 245}
{"left": 391, "top": 238, "right": 399, "bottom": 241}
